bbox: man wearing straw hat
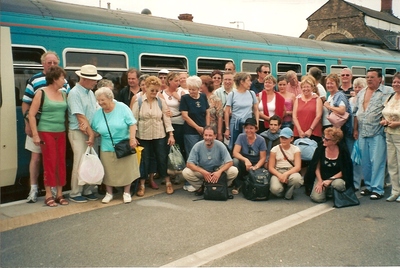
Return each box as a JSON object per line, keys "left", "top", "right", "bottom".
{"left": 68, "top": 64, "right": 102, "bottom": 203}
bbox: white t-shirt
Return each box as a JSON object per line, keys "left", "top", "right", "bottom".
{"left": 270, "top": 144, "right": 300, "bottom": 169}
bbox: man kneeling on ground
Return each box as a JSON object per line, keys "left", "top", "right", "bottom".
{"left": 182, "top": 125, "right": 238, "bottom": 196}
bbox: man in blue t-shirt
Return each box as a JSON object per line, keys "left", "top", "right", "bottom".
{"left": 182, "top": 126, "right": 238, "bottom": 195}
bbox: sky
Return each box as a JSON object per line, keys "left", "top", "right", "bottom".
{"left": 55, "top": 0, "right": 400, "bottom": 37}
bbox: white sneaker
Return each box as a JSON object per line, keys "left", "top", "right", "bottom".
{"left": 102, "top": 193, "right": 113, "bottom": 204}
{"left": 123, "top": 192, "right": 132, "bottom": 204}
{"left": 183, "top": 184, "right": 196, "bottom": 192}
{"left": 27, "top": 190, "right": 38, "bottom": 203}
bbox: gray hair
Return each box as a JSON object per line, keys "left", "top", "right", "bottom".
{"left": 353, "top": 77, "right": 367, "bottom": 88}
{"left": 95, "top": 86, "right": 114, "bottom": 99}
{"left": 97, "top": 79, "right": 114, "bottom": 90}
{"left": 186, "top": 75, "right": 202, "bottom": 89}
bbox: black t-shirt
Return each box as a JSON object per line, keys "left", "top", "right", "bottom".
{"left": 339, "top": 86, "right": 353, "bottom": 99}
{"left": 179, "top": 93, "right": 209, "bottom": 134}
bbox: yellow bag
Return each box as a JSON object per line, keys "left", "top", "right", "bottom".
{"left": 135, "top": 146, "right": 144, "bottom": 164}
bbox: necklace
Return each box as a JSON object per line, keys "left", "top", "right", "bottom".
{"left": 164, "top": 89, "right": 176, "bottom": 100}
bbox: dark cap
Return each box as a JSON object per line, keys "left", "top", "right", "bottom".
{"left": 244, "top": 118, "right": 257, "bottom": 127}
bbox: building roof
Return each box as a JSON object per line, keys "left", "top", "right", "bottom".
{"left": 345, "top": 0, "right": 400, "bottom": 25}
{"left": 368, "top": 26, "right": 399, "bottom": 49}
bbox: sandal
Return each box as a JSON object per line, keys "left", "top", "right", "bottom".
{"left": 232, "top": 186, "right": 241, "bottom": 195}
{"left": 360, "top": 189, "right": 372, "bottom": 196}
{"left": 55, "top": 196, "right": 69, "bottom": 205}
{"left": 370, "top": 192, "right": 382, "bottom": 200}
{"left": 44, "top": 197, "right": 58, "bottom": 207}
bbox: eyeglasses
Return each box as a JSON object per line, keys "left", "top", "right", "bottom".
{"left": 323, "top": 136, "right": 333, "bottom": 141}
{"left": 149, "top": 89, "right": 158, "bottom": 93}
{"left": 341, "top": 74, "right": 350, "bottom": 77}
{"left": 225, "top": 68, "right": 232, "bottom": 71}
{"left": 262, "top": 71, "right": 271, "bottom": 74}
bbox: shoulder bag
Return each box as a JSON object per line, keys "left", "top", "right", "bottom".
{"left": 333, "top": 187, "right": 360, "bottom": 208}
{"left": 327, "top": 111, "right": 349, "bottom": 128}
{"left": 102, "top": 110, "right": 135, "bottom": 159}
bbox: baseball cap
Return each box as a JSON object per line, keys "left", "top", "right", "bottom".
{"left": 279, "top": 127, "right": 293, "bottom": 138}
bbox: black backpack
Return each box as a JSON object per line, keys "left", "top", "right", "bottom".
{"left": 203, "top": 172, "right": 232, "bottom": 201}
{"left": 242, "top": 168, "right": 270, "bottom": 201}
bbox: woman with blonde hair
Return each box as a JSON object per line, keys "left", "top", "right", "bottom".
{"left": 292, "top": 75, "right": 323, "bottom": 143}
{"left": 132, "top": 76, "right": 176, "bottom": 196}
{"left": 304, "top": 127, "right": 354, "bottom": 203}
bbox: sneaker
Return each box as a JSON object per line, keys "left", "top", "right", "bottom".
{"left": 83, "top": 193, "right": 98, "bottom": 201}
{"left": 386, "top": 194, "right": 399, "bottom": 202}
{"left": 102, "top": 193, "right": 113, "bottom": 204}
{"left": 27, "top": 190, "right": 38, "bottom": 203}
{"left": 69, "top": 195, "right": 88, "bottom": 203}
{"left": 123, "top": 192, "right": 132, "bottom": 203}
{"left": 396, "top": 196, "right": 400, "bottom": 202}
{"left": 183, "top": 184, "right": 196, "bottom": 192}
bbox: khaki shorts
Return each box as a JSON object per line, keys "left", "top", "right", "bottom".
{"left": 25, "top": 135, "right": 41, "bottom": 154}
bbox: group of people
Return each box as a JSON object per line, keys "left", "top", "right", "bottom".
{"left": 23, "top": 53, "right": 400, "bottom": 207}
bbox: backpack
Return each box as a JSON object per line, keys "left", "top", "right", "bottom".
{"left": 294, "top": 138, "right": 318, "bottom": 161}
{"left": 242, "top": 168, "right": 270, "bottom": 201}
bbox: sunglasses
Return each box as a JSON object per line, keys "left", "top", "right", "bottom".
{"left": 323, "top": 136, "right": 333, "bottom": 141}
{"left": 263, "top": 71, "right": 271, "bottom": 74}
{"left": 341, "top": 74, "right": 350, "bottom": 77}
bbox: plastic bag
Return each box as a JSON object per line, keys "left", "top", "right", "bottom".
{"left": 351, "top": 139, "right": 361, "bottom": 165}
{"left": 167, "top": 145, "right": 186, "bottom": 171}
{"left": 78, "top": 146, "right": 104, "bottom": 185}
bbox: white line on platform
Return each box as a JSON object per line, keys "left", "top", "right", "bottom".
{"left": 161, "top": 203, "right": 335, "bottom": 267}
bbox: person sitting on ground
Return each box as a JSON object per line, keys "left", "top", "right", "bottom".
{"left": 232, "top": 118, "right": 267, "bottom": 194}
{"left": 304, "top": 127, "right": 354, "bottom": 202}
{"left": 182, "top": 126, "right": 238, "bottom": 196}
{"left": 260, "top": 115, "right": 282, "bottom": 166}
{"left": 268, "top": 127, "right": 303, "bottom": 200}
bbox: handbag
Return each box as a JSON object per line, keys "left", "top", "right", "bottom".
{"left": 327, "top": 111, "right": 349, "bottom": 128}
{"left": 350, "top": 139, "right": 361, "bottom": 165}
{"left": 293, "top": 138, "right": 318, "bottom": 161}
{"left": 167, "top": 145, "right": 186, "bottom": 171}
{"left": 102, "top": 110, "right": 135, "bottom": 159}
{"left": 242, "top": 168, "right": 270, "bottom": 201}
{"left": 24, "top": 89, "right": 45, "bottom": 126}
{"left": 78, "top": 146, "right": 104, "bottom": 185}
{"left": 333, "top": 187, "right": 360, "bottom": 208}
{"left": 203, "top": 171, "right": 232, "bottom": 201}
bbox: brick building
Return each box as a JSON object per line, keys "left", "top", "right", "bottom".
{"left": 300, "top": 0, "right": 400, "bottom": 51}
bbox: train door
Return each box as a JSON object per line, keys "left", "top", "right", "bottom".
{"left": 0, "top": 27, "right": 17, "bottom": 187}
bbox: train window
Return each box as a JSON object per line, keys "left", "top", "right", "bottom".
{"left": 330, "top": 65, "right": 347, "bottom": 74}
{"left": 140, "top": 54, "right": 188, "bottom": 75}
{"left": 352, "top": 67, "right": 366, "bottom": 77}
{"left": 242, "top": 61, "right": 271, "bottom": 80}
{"left": 197, "top": 58, "right": 233, "bottom": 75}
{"left": 11, "top": 46, "right": 46, "bottom": 106}
{"left": 385, "top": 68, "right": 397, "bottom": 86}
{"left": 277, "top": 62, "right": 301, "bottom": 80}
{"left": 306, "top": 65, "right": 326, "bottom": 74}
{"left": 12, "top": 45, "right": 45, "bottom": 67}
{"left": 64, "top": 49, "right": 128, "bottom": 69}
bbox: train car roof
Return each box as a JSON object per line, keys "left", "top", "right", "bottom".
{"left": 2, "top": 0, "right": 400, "bottom": 58}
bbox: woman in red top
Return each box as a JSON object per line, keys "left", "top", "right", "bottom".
{"left": 292, "top": 75, "right": 323, "bottom": 143}
{"left": 257, "top": 74, "right": 285, "bottom": 133}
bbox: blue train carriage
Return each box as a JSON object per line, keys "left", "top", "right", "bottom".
{"left": 0, "top": 0, "right": 399, "bottom": 203}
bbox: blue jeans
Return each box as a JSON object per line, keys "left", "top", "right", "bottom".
{"left": 184, "top": 134, "right": 202, "bottom": 158}
{"left": 358, "top": 134, "right": 387, "bottom": 195}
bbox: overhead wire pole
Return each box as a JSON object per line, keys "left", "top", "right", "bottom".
{"left": 229, "top": 21, "right": 245, "bottom": 30}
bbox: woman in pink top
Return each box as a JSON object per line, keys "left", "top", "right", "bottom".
{"left": 292, "top": 75, "right": 323, "bottom": 143}
{"left": 277, "top": 75, "right": 295, "bottom": 129}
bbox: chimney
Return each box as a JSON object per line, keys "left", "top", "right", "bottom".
{"left": 178, "top": 13, "right": 193, "bottom": 22}
{"left": 107, "top": 2, "right": 110, "bottom": 9}
{"left": 381, "top": 0, "right": 393, "bottom": 15}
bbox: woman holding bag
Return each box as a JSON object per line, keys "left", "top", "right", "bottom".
{"left": 91, "top": 87, "right": 140, "bottom": 204}
{"left": 132, "top": 76, "right": 175, "bottom": 196}
{"left": 28, "top": 66, "right": 68, "bottom": 207}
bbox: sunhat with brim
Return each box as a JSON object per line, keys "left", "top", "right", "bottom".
{"left": 75, "top": 64, "right": 103, "bottom": 80}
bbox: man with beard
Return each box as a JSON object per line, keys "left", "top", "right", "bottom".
{"left": 182, "top": 125, "right": 238, "bottom": 196}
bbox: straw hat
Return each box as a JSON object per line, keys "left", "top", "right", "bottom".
{"left": 75, "top": 64, "right": 102, "bottom": 80}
